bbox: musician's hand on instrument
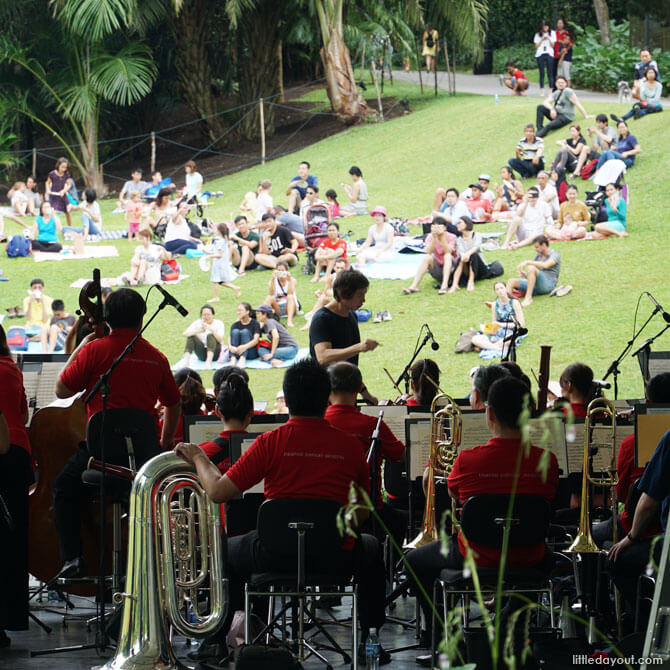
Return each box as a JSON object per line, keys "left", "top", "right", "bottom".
{"left": 607, "top": 535, "right": 632, "bottom": 563}
{"left": 174, "top": 442, "right": 202, "bottom": 465}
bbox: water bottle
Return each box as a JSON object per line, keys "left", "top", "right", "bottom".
{"left": 365, "top": 631, "right": 381, "bottom": 669}
{"left": 494, "top": 94, "right": 499, "bottom": 104}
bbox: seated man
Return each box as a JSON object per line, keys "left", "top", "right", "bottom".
{"left": 506, "top": 235, "right": 560, "bottom": 307}
{"left": 23, "top": 278, "right": 53, "bottom": 342}
{"left": 571, "top": 114, "right": 617, "bottom": 178}
{"left": 502, "top": 61, "right": 529, "bottom": 95}
{"left": 312, "top": 221, "right": 346, "bottom": 282}
{"left": 461, "top": 174, "right": 495, "bottom": 205}
{"left": 41, "top": 299, "right": 75, "bottom": 353}
{"left": 286, "top": 160, "right": 318, "bottom": 215}
{"left": 502, "top": 188, "right": 553, "bottom": 249}
{"left": 632, "top": 48, "right": 661, "bottom": 99}
{"left": 116, "top": 168, "right": 147, "bottom": 211}
{"left": 508, "top": 124, "right": 545, "bottom": 179}
{"left": 431, "top": 187, "right": 469, "bottom": 226}
{"left": 535, "top": 76, "right": 592, "bottom": 138}
{"left": 407, "top": 375, "right": 558, "bottom": 656}
{"left": 462, "top": 183, "right": 491, "bottom": 222}
{"left": 175, "top": 358, "right": 390, "bottom": 662}
{"left": 254, "top": 212, "right": 299, "bottom": 269}
{"left": 229, "top": 215, "right": 259, "bottom": 275}
{"left": 536, "top": 170, "right": 559, "bottom": 219}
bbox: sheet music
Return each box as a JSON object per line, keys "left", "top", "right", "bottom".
{"left": 240, "top": 437, "right": 264, "bottom": 494}
{"left": 460, "top": 412, "right": 490, "bottom": 451}
{"left": 185, "top": 418, "right": 222, "bottom": 445}
{"left": 22, "top": 371, "right": 40, "bottom": 424}
{"left": 407, "top": 420, "right": 432, "bottom": 479}
{"left": 649, "top": 353, "right": 670, "bottom": 380}
{"left": 566, "top": 421, "right": 635, "bottom": 473}
{"left": 360, "top": 405, "right": 407, "bottom": 444}
{"left": 36, "top": 362, "right": 65, "bottom": 408}
{"left": 526, "top": 414, "right": 569, "bottom": 474}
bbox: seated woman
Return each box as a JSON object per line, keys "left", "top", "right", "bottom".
{"left": 64, "top": 188, "right": 102, "bottom": 236}
{"left": 300, "top": 257, "right": 347, "bottom": 332}
{"left": 30, "top": 201, "right": 63, "bottom": 252}
{"left": 405, "top": 358, "right": 440, "bottom": 407}
{"left": 122, "top": 229, "right": 170, "bottom": 285}
{"left": 471, "top": 281, "right": 525, "bottom": 352}
{"left": 491, "top": 166, "right": 524, "bottom": 219}
{"left": 255, "top": 304, "right": 299, "bottom": 366}
{"left": 594, "top": 182, "right": 628, "bottom": 238}
{"left": 558, "top": 362, "right": 595, "bottom": 417}
{"left": 228, "top": 302, "right": 261, "bottom": 368}
{"left": 621, "top": 67, "right": 663, "bottom": 121}
{"left": 340, "top": 165, "right": 368, "bottom": 216}
{"left": 545, "top": 184, "right": 589, "bottom": 240}
{"left": 183, "top": 304, "right": 226, "bottom": 370}
{"left": 448, "top": 216, "right": 487, "bottom": 293}
{"left": 10, "top": 182, "right": 36, "bottom": 217}
{"left": 551, "top": 167, "right": 569, "bottom": 203}
{"left": 550, "top": 124, "right": 586, "bottom": 174}
{"left": 264, "top": 262, "right": 299, "bottom": 328}
{"left": 354, "top": 206, "right": 394, "bottom": 267}
{"left": 595, "top": 121, "right": 641, "bottom": 170}
{"left": 147, "top": 187, "right": 175, "bottom": 232}
{"left": 164, "top": 201, "right": 200, "bottom": 255}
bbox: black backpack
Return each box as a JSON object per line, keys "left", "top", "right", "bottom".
{"left": 426, "top": 31, "right": 434, "bottom": 48}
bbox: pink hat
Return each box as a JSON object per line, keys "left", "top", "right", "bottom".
{"left": 370, "top": 206, "right": 387, "bottom": 218}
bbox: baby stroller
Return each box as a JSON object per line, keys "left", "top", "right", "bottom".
{"left": 301, "top": 203, "right": 331, "bottom": 275}
{"left": 585, "top": 159, "right": 628, "bottom": 226}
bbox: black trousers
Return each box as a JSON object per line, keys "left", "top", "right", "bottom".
{"left": 535, "top": 107, "right": 572, "bottom": 138}
{"left": 31, "top": 240, "right": 63, "bottom": 253}
{"left": 52, "top": 445, "right": 90, "bottom": 562}
{"left": 508, "top": 157, "right": 544, "bottom": 179}
{"left": 212, "top": 529, "right": 386, "bottom": 641}
{"left": 0, "top": 445, "right": 33, "bottom": 630}
{"left": 185, "top": 334, "right": 221, "bottom": 361}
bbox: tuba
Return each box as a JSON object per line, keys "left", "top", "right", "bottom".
{"left": 405, "top": 393, "right": 462, "bottom": 549}
{"left": 103, "top": 452, "right": 227, "bottom": 670}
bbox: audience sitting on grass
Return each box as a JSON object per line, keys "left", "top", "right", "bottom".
{"left": 536, "top": 170, "right": 559, "bottom": 218}
{"left": 23, "top": 278, "right": 53, "bottom": 341}
{"left": 632, "top": 48, "right": 661, "bottom": 99}
{"left": 570, "top": 114, "right": 617, "bottom": 178}
{"left": 462, "top": 183, "right": 491, "bottom": 222}
{"left": 508, "top": 124, "right": 545, "bottom": 178}
{"left": 183, "top": 304, "right": 225, "bottom": 370}
{"left": 340, "top": 165, "right": 368, "bottom": 216}
{"left": 163, "top": 201, "right": 200, "bottom": 255}
{"left": 8, "top": 182, "right": 36, "bottom": 217}
{"left": 535, "top": 75, "right": 593, "bottom": 138}
{"left": 501, "top": 61, "right": 529, "bottom": 95}
{"left": 448, "top": 216, "right": 487, "bottom": 292}
{"left": 595, "top": 120, "right": 640, "bottom": 170}
{"left": 312, "top": 222, "right": 347, "bottom": 282}
{"left": 183, "top": 160, "right": 203, "bottom": 201}
{"left": 354, "top": 206, "right": 395, "bottom": 267}
{"left": 299, "top": 184, "right": 324, "bottom": 225}
{"left": 40, "top": 299, "right": 75, "bottom": 353}
{"left": 594, "top": 182, "right": 628, "bottom": 239}
{"left": 550, "top": 124, "right": 586, "bottom": 174}
{"left": 325, "top": 189, "right": 340, "bottom": 217}
{"left": 461, "top": 174, "right": 495, "bottom": 204}
{"left": 272, "top": 205, "right": 306, "bottom": 245}
{"left": 550, "top": 167, "right": 569, "bottom": 203}
{"left": 122, "top": 229, "right": 170, "bottom": 285}
{"left": 255, "top": 212, "right": 299, "bottom": 269}
{"left": 503, "top": 187, "right": 553, "bottom": 249}
{"left": 64, "top": 188, "right": 103, "bottom": 237}
{"left": 147, "top": 187, "right": 176, "bottom": 232}
{"left": 301, "top": 257, "right": 348, "bottom": 331}
{"left": 255, "top": 179, "right": 273, "bottom": 223}
{"left": 491, "top": 166, "right": 524, "bottom": 218}
{"left": 403, "top": 217, "right": 457, "bottom": 295}
{"left": 31, "top": 202, "right": 63, "bottom": 253}
{"left": 255, "top": 304, "right": 299, "bottom": 366}
{"left": 432, "top": 187, "right": 469, "bottom": 223}
{"left": 621, "top": 68, "right": 663, "bottom": 121}
{"left": 506, "top": 235, "right": 561, "bottom": 307}
{"left": 229, "top": 215, "right": 259, "bottom": 275}
{"left": 239, "top": 183, "right": 260, "bottom": 220}
{"left": 263, "top": 262, "right": 299, "bottom": 328}
{"left": 286, "top": 160, "right": 318, "bottom": 215}
{"left": 545, "top": 184, "right": 589, "bottom": 240}
{"left": 116, "top": 168, "right": 147, "bottom": 211}
{"left": 471, "top": 281, "right": 525, "bottom": 352}
{"left": 228, "top": 302, "right": 261, "bottom": 368}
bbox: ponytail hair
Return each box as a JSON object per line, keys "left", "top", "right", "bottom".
{"left": 410, "top": 358, "right": 440, "bottom": 406}
{"left": 179, "top": 375, "right": 207, "bottom": 415}
{"left": 559, "top": 362, "right": 595, "bottom": 403}
{"left": 217, "top": 372, "right": 254, "bottom": 421}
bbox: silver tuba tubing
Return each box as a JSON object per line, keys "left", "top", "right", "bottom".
{"left": 103, "top": 452, "right": 227, "bottom": 670}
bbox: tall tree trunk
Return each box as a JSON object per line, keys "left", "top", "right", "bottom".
{"left": 170, "top": 0, "right": 226, "bottom": 144}
{"left": 81, "top": 116, "right": 105, "bottom": 194}
{"left": 593, "top": 0, "right": 611, "bottom": 44}
{"left": 321, "top": 29, "right": 369, "bottom": 124}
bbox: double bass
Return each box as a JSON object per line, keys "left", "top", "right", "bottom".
{"left": 28, "top": 270, "right": 113, "bottom": 592}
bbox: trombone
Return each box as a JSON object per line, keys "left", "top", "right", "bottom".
{"left": 405, "top": 392, "right": 462, "bottom": 549}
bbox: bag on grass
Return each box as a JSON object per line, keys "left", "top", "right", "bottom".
{"left": 6, "top": 235, "right": 31, "bottom": 258}
{"left": 455, "top": 328, "right": 477, "bottom": 353}
{"left": 6, "top": 327, "right": 28, "bottom": 351}
{"left": 160, "top": 259, "right": 180, "bottom": 281}
{"left": 580, "top": 159, "right": 598, "bottom": 180}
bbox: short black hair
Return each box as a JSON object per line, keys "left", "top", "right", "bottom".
{"left": 533, "top": 234, "right": 549, "bottom": 246}
{"left": 217, "top": 372, "right": 254, "bottom": 421}
{"left": 103, "top": 288, "right": 146, "bottom": 330}
{"left": 306, "top": 184, "right": 319, "bottom": 194}
{"left": 560, "top": 362, "right": 594, "bottom": 396}
{"left": 213, "top": 365, "right": 249, "bottom": 395}
{"left": 328, "top": 221, "right": 340, "bottom": 231}
{"left": 327, "top": 361, "right": 362, "bottom": 393}
{"left": 201, "top": 303, "right": 215, "bottom": 316}
{"left": 51, "top": 299, "right": 65, "bottom": 312}
{"left": 132, "top": 167, "right": 143, "bottom": 175}
{"left": 234, "top": 215, "right": 248, "bottom": 225}
{"left": 349, "top": 166, "right": 362, "bottom": 177}
{"left": 488, "top": 376, "right": 529, "bottom": 429}
{"left": 458, "top": 215, "right": 474, "bottom": 231}
{"left": 596, "top": 113, "right": 608, "bottom": 124}
{"left": 283, "top": 358, "right": 331, "bottom": 417}
{"left": 505, "top": 60, "right": 515, "bottom": 68}
{"left": 299, "top": 160, "right": 311, "bottom": 169}
{"left": 261, "top": 212, "right": 275, "bottom": 222}
{"left": 325, "top": 189, "right": 337, "bottom": 200}
{"left": 647, "top": 373, "right": 670, "bottom": 403}
{"left": 174, "top": 367, "right": 203, "bottom": 387}
{"left": 84, "top": 188, "right": 97, "bottom": 203}
{"left": 332, "top": 269, "right": 369, "bottom": 302}
{"left": 446, "top": 187, "right": 459, "bottom": 197}
{"left": 30, "top": 278, "right": 44, "bottom": 287}
{"left": 432, "top": 217, "right": 447, "bottom": 227}
{"left": 473, "top": 364, "right": 510, "bottom": 403}
{"left": 524, "top": 123, "right": 535, "bottom": 131}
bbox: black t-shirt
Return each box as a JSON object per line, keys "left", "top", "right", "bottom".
{"left": 267, "top": 226, "right": 294, "bottom": 257}
{"left": 230, "top": 319, "right": 261, "bottom": 339}
{"left": 309, "top": 307, "right": 361, "bottom": 365}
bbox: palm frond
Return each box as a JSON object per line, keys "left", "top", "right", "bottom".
{"left": 58, "top": 82, "right": 98, "bottom": 122}
{"left": 224, "top": 0, "right": 259, "bottom": 29}
{"left": 49, "top": 0, "right": 136, "bottom": 41}
{"left": 431, "top": 0, "right": 488, "bottom": 59}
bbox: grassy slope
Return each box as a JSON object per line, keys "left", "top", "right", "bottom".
{"left": 2, "top": 84, "right": 668, "bottom": 405}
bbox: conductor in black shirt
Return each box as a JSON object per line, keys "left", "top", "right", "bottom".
{"left": 309, "top": 269, "right": 379, "bottom": 404}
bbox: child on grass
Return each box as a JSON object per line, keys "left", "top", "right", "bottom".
{"left": 325, "top": 189, "right": 340, "bottom": 218}
{"left": 125, "top": 191, "right": 143, "bottom": 241}
{"left": 209, "top": 222, "right": 241, "bottom": 302}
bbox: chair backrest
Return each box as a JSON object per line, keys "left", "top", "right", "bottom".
{"left": 86, "top": 408, "right": 161, "bottom": 472}
{"left": 460, "top": 494, "right": 550, "bottom": 549}
{"left": 256, "top": 498, "right": 343, "bottom": 559}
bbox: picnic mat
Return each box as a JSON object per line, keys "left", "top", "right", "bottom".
{"left": 358, "top": 251, "right": 423, "bottom": 280}
{"left": 69, "top": 275, "right": 190, "bottom": 288}
{"left": 171, "top": 347, "right": 310, "bottom": 372}
{"left": 63, "top": 229, "right": 128, "bottom": 242}
{"left": 33, "top": 246, "right": 120, "bottom": 262}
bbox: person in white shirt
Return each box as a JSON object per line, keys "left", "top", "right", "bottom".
{"left": 116, "top": 168, "right": 147, "bottom": 210}
{"left": 460, "top": 174, "right": 495, "bottom": 205}
{"left": 502, "top": 188, "right": 554, "bottom": 249}
{"left": 184, "top": 160, "right": 203, "bottom": 200}
{"left": 432, "top": 187, "right": 469, "bottom": 225}
{"left": 164, "top": 201, "right": 199, "bottom": 255}
{"left": 536, "top": 171, "right": 559, "bottom": 218}
{"left": 533, "top": 21, "right": 556, "bottom": 96}
{"left": 256, "top": 179, "right": 273, "bottom": 223}
{"left": 183, "top": 304, "right": 226, "bottom": 369}
{"left": 63, "top": 189, "right": 103, "bottom": 236}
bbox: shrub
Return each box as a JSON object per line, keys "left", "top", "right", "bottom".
{"left": 493, "top": 44, "right": 537, "bottom": 73}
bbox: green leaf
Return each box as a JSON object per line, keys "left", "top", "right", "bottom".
{"left": 49, "top": 0, "right": 136, "bottom": 42}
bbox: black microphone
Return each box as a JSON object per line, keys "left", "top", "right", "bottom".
{"left": 647, "top": 293, "right": 670, "bottom": 324}
{"left": 154, "top": 284, "right": 189, "bottom": 317}
{"left": 424, "top": 324, "right": 440, "bottom": 350}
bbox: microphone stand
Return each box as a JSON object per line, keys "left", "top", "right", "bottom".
{"left": 603, "top": 306, "right": 660, "bottom": 399}
{"left": 631, "top": 323, "right": 670, "bottom": 387}
{"left": 502, "top": 310, "right": 527, "bottom": 363}
{"left": 394, "top": 326, "right": 433, "bottom": 395}
{"left": 366, "top": 411, "right": 384, "bottom": 539}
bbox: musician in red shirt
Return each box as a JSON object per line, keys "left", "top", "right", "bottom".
{"left": 0, "top": 326, "right": 33, "bottom": 645}
{"left": 53, "top": 288, "right": 181, "bottom": 577}
{"left": 406, "top": 376, "right": 558, "bottom": 648}
{"left": 558, "top": 362, "right": 595, "bottom": 418}
{"left": 176, "top": 358, "right": 390, "bottom": 663}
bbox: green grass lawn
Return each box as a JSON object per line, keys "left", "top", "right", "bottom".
{"left": 2, "top": 80, "right": 668, "bottom": 406}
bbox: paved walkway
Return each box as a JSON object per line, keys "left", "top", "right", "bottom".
{"left": 391, "top": 69, "right": 656, "bottom": 105}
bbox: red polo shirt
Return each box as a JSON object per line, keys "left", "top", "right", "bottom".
{"left": 226, "top": 416, "right": 369, "bottom": 505}
{"left": 448, "top": 437, "right": 559, "bottom": 567}
{"left": 562, "top": 402, "right": 588, "bottom": 418}
{"left": 0, "top": 355, "right": 30, "bottom": 455}
{"left": 60, "top": 329, "right": 180, "bottom": 432}
{"left": 200, "top": 429, "right": 248, "bottom": 474}
{"left": 325, "top": 404, "right": 405, "bottom": 507}
{"left": 318, "top": 237, "right": 347, "bottom": 260}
